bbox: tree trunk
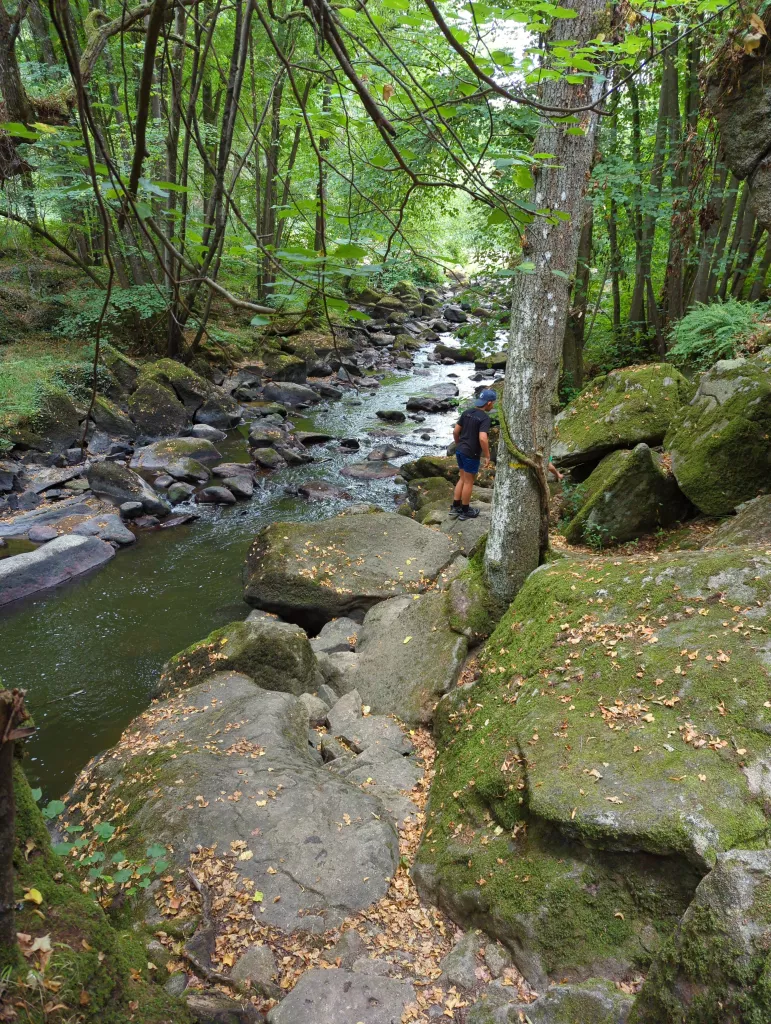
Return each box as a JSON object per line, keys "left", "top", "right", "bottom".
{"left": 718, "top": 182, "right": 749, "bottom": 300}
{"left": 27, "top": 0, "right": 56, "bottom": 65}
{"left": 561, "top": 200, "right": 593, "bottom": 392}
{"left": 0, "top": 3, "right": 34, "bottom": 124}
{"left": 690, "top": 161, "right": 728, "bottom": 306}
{"left": 484, "top": 0, "right": 605, "bottom": 603}
{"left": 0, "top": 690, "right": 30, "bottom": 961}
{"left": 706, "top": 173, "right": 740, "bottom": 300}
{"left": 749, "top": 232, "right": 771, "bottom": 300}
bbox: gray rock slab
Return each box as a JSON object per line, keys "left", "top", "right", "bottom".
{"left": 267, "top": 968, "right": 414, "bottom": 1024}
{"left": 468, "top": 981, "right": 633, "bottom": 1024}
{"left": 298, "top": 692, "right": 329, "bottom": 725}
{"left": 310, "top": 617, "right": 360, "bottom": 655}
{"left": 72, "top": 513, "right": 136, "bottom": 546}
{"left": 87, "top": 461, "right": 170, "bottom": 517}
{"left": 0, "top": 498, "right": 94, "bottom": 538}
{"left": 354, "top": 591, "right": 467, "bottom": 724}
{"left": 421, "top": 508, "right": 490, "bottom": 556}
{"left": 67, "top": 675, "right": 399, "bottom": 934}
{"left": 326, "top": 691, "right": 413, "bottom": 756}
{"left": 0, "top": 534, "right": 114, "bottom": 606}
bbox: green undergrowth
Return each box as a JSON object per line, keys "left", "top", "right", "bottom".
{"left": 2, "top": 760, "right": 191, "bottom": 1024}
{"left": 419, "top": 548, "right": 771, "bottom": 981}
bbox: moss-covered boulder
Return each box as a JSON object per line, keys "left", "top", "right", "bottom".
{"left": 401, "top": 455, "right": 460, "bottom": 483}
{"left": 446, "top": 552, "right": 504, "bottom": 647}
{"left": 130, "top": 437, "right": 221, "bottom": 474}
{"left": 563, "top": 443, "right": 691, "bottom": 547}
{"left": 469, "top": 979, "right": 634, "bottom": 1024}
{"left": 87, "top": 461, "right": 170, "bottom": 516}
{"left": 100, "top": 343, "right": 140, "bottom": 393}
{"left": 630, "top": 850, "right": 771, "bottom": 1024}
{"left": 414, "top": 549, "right": 771, "bottom": 987}
{"left": 553, "top": 364, "right": 694, "bottom": 469}
{"left": 392, "top": 280, "right": 421, "bottom": 305}
{"left": 2, "top": 762, "right": 191, "bottom": 1022}
{"left": 160, "top": 616, "right": 318, "bottom": 695}
{"left": 91, "top": 395, "right": 137, "bottom": 438}
{"left": 140, "top": 358, "right": 240, "bottom": 429}
{"left": 264, "top": 350, "right": 307, "bottom": 384}
{"left": 128, "top": 379, "right": 188, "bottom": 437}
{"left": 6, "top": 386, "right": 80, "bottom": 453}
{"left": 244, "top": 512, "right": 458, "bottom": 631}
{"left": 703, "top": 494, "right": 771, "bottom": 549}
{"left": 665, "top": 353, "right": 771, "bottom": 516}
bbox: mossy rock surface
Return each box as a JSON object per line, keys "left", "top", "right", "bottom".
{"left": 553, "top": 364, "right": 694, "bottom": 469}
{"left": 6, "top": 386, "right": 80, "bottom": 453}
{"left": 91, "top": 394, "right": 137, "bottom": 438}
{"left": 128, "top": 379, "right": 188, "bottom": 437}
{"left": 3, "top": 763, "right": 191, "bottom": 1023}
{"left": 469, "top": 979, "right": 634, "bottom": 1023}
{"left": 140, "top": 358, "right": 240, "bottom": 428}
{"left": 703, "top": 494, "right": 771, "bottom": 549}
{"left": 630, "top": 849, "right": 771, "bottom": 1024}
{"left": 264, "top": 350, "right": 307, "bottom": 384}
{"left": 401, "top": 455, "right": 460, "bottom": 483}
{"left": 160, "top": 616, "right": 318, "bottom": 695}
{"left": 446, "top": 551, "right": 504, "bottom": 646}
{"left": 415, "top": 548, "right": 771, "bottom": 985}
{"left": 563, "top": 443, "right": 691, "bottom": 547}
{"left": 100, "top": 343, "right": 140, "bottom": 393}
{"left": 666, "top": 353, "right": 771, "bottom": 516}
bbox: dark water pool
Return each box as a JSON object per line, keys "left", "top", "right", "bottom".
{"left": 0, "top": 341, "right": 481, "bottom": 797}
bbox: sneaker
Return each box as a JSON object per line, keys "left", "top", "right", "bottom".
{"left": 458, "top": 506, "right": 480, "bottom": 521}
{"left": 448, "top": 505, "right": 462, "bottom": 518}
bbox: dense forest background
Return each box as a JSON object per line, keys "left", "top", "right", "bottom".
{"left": 1, "top": 0, "right": 770, "bottom": 446}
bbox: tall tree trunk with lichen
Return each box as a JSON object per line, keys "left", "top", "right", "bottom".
{"left": 484, "top": 0, "right": 607, "bottom": 603}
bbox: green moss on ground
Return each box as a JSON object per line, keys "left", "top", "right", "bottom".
{"left": 418, "top": 548, "right": 771, "bottom": 982}
{"left": 446, "top": 550, "right": 505, "bottom": 645}
{"left": 2, "top": 761, "right": 191, "bottom": 1024}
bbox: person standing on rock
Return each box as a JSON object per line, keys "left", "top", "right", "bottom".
{"left": 450, "top": 388, "right": 497, "bottom": 521}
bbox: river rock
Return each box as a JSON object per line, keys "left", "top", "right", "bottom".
{"left": 230, "top": 943, "right": 279, "bottom": 997}
{"left": 0, "top": 534, "right": 114, "bottom": 606}
{"left": 470, "top": 981, "right": 634, "bottom": 1024}
{"left": 552, "top": 364, "right": 694, "bottom": 469}
{"left": 267, "top": 968, "right": 414, "bottom": 1024}
{"left": 316, "top": 651, "right": 360, "bottom": 695}
{"left": 131, "top": 437, "right": 222, "bottom": 473}
{"left": 160, "top": 616, "right": 318, "bottom": 695}
{"left": 247, "top": 424, "right": 284, "bottom": 448}
{"left": 665, "top": 350, "right": 771, "bottom": 515}
{"left": 375, "top": 409, "right": 406, "bottom": 423}
{"left": 190, "top": 424, "right": 228, "bottom": 442}
{"left": 405, "top": 396, "right": 453, "bottom": 413}
{"left": 367, "top": 446, "right": 408, "bottom": 461}
{"left": 72, "top": 513, "right": 136, "bottom": 546}
{"left": 630, "top": 849, "right": 771, "bottom": 1023}
{"left": 563, "top": 443, "right": 691, "bottom": 547}
{"left": 184, "top": 992, "right": 263, "bottom": 1023}
{"left": 352, "top": 591, "right": 466, "bottom": 724}
{"left": 421, "top": 507, "right": 490, "bottom": 556}
{"left": 341, "top": 461, "right": 400, "bottom": 480}
{"left": 298, "top": 692, "right": 329, "bottom": 725}
{"left": 328, "top": 741, "right": 422, "bottom": 828}
{"left": 249, "top": 402, "right": 289, "bottom": 420}
{"left": 167, "top": 482, "right": 195, "bottom": 504}
{"left": 703, "top": 493, "right": 771, "bottom": 548}
{"left": 400, "top": 455, "right": 460, "bottom": 483}
{"left": 91, "top": 395, "right": 137, "bottom": 438}
{"left": 87, "top": 461, "right": 170, "bottom": 516}
{"left": 120, "top": 501, "right": 144, "bottom": 519}
{"left": 414, "top": 548, "right": 771, "bottom": 987}
{"left": 101, "top": 344, "right": 140, "bottom": 392}
{"left": 443, "top": 304, "right": 468, "bottom": 323}
{"left": 223, "top": 476, "right": 254, "bottom": 500}
{"left": 128, "top": 379, "right": 189, "bottom": 437}
{"left": 244, "top": 512, "right": 458, "bottom": 630}
{"left": 310, "top": 617, "right": 360, "bottom": 655}
{"left": 65, "top": 675, "right": 399, "bottom": 934}
{"left": 296, "top": 480, "right": 352, "bottom": 501}
{"left": 252, "top": 448, "right": 286, "bottom": 470}
{"left": 195, "top": 486, "right": 237, "bottom": 505}
{"left": 164, "top": 458, "right": 211, "bottom": 485}
{"left": 6, "top": 387, "right": 80, "bottom": 454}
{"left": 262, "top": 382, "right": 321, "bottom": 407}
{"left": 295, "top": 430, "right": 334, "bottom": 446}
{"left": 27, "top": 524, "right": 58, "bottom": 543}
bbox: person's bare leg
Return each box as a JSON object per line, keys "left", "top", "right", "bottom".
{"left": 453, "top": 476, "right": 464, "bottom": 503}
{"left": 461, "top": 472, "right": 475, "bottom": 505}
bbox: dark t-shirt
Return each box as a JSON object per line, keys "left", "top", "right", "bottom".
{"left": 456, "top": 407, "right": 491, "bottom": 459}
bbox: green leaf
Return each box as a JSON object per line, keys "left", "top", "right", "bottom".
{"left": 250, "top": 315, "right": 271, "bottom": 326}
{"left": 42, "top": 800, "right": 66, "bottom": 819}
{"left": 333, "top": 242, "right": 368, "bottom": 259}
{"left": 137, "top": 878, "right": 151, "bottom": 889}
{"left": 518, "top": 261, "right": 536, "bottom": 272}
{"left": 113, "top": 868, "right": 134, "bottom": 884}
{"left": 52, "top": 842, "right": 73, "bottom": 856}
{"left": 93, "top": 822, "right": 116, "bottom": 840}
{"left": 111, "top": 852, "right": 128, "bottom": 864}
{"left": 491, "top": 49, "right": 512, "bottom": 64}
{"left": 31, "top": 788, "right": 42, "bottom": 803}
{"left": 0, "top": 122, "right": 40, "bottom": 140}
{"left": 65, "top": 824, "right": 84, "bottom": 833}
{"left": 565, "top": 126, "right": 586, "bottom": 136}
{"left": 87, "top": 867, "right": 104, "bottom": 880}
{"left": 551, "top": 5, "right": 578, "bottom": 15}
{"left": 370, "top": 154, "right": 391, "bottom": 168}
{"left": 153, "top": 180, "right": 189, "bottom": 192}
{"left": 137, "top": 864, "right": 153, "bottom": 876}
{"left": 153, "top": 859, "right": 169, "bottom": 874}
{"left": 515, "top": 166, "right": 534, "bottom": 190}
{"left": 551, "top": 268, "right": 571, "bottom": 279}
{"left": 487, "top": 208, "right": 509, "bottom": 226}
{"left": 382, "top": 0, "right": 410, "bottom": 8}
{"left": 146, "top": 844, "right": 166, "bottom": 860}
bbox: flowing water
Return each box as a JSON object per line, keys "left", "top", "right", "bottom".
{"left": 0, "top": 340, "right": 483, "bottom": 797}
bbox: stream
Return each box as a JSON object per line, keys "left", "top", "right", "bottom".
{"left": 0, "top": 337, "right": 485, "bottom": 798}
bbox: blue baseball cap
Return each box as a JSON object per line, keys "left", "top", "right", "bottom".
{"left": 474, "top": 388, "right": 497, "bottom": 407}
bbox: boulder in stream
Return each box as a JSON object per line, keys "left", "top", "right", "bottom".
{"left": 160, "top": 616, "right": 318, "bottom": 695}
{"left": 130, "top": 437, "right": 222, "bottom": 473}
{"left": 128, "top": 379, "right": 189, "bottom": 437}
{"left": 0, "top": 534, "right": 114, "bottom": 606}
{"left": 244, "top": 511, "right": 458, "bottom": 630}
{"left": 87, "top": 461, "right": 170, "bottom": 516}
{"left": 64, "top": 674, "right": 399, "bottom": 934}
{"left": 262, "top": 382, "right": 321, "bottom": 407}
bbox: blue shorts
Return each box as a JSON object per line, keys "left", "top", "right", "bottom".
{"left": 456, "top": 451, "right": 480, "bottom": 475}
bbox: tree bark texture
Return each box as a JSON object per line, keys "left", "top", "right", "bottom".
{"left": 484, "top": 0, "right": 606, "bottom": 604}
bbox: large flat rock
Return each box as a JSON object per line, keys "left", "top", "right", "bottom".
{"left": 353, "top": 591, "right": 467, "bottom": 725}
{"left": 267, "top": 968, "right": 415, "bottom": 1024}
{"left": 244, "top": 512, "right": 458, "bottom": 631}
{"left": 63, "top": 674, "right": 399, "bottom": 934}
{"left": 702, "top": 493, "right": 771, "bottom": 549}
{"left": 0, "top": 534, "right": 114, "bottom": 606}
{"left": 470, "top": 980, "right": 633, "bottom": 1024}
